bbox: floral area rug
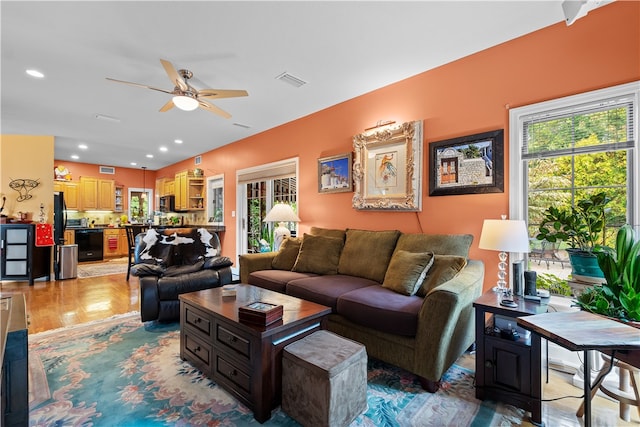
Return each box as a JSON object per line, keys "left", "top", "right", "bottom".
{"left": 29, "top": 312, "right": 524, "bottom": 426}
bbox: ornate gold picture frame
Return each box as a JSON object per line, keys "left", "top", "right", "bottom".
{"left": 352, "top": 120, "right": 423, "bottom": 211}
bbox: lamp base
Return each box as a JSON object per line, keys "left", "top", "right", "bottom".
{"left": 272, "top": 222, "right": 291, "bottom": 251}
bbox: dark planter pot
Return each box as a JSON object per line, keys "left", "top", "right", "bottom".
{"left": 567, "top": 248, "right": 605, "bottom": 283}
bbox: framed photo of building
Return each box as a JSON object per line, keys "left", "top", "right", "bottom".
{"left": 428, "top": 129, "right": 504, "bottom": 196}
{"left": 318, "top": 153, "right": 352, "bottom": 193}
{"left": 352, "top": 120, "right": 423, "bottom": 211}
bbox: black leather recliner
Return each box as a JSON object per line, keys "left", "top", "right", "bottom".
{"left": 131, "top": 227, "right": 233, "bottom": 322}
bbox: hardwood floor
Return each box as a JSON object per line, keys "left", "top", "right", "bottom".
{"left": 1, "top": 270, "right": 638, "bottom": 426}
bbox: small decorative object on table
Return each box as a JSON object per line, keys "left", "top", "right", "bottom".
{"left": 238, "top": 301, "right": 283, "bottom": 326}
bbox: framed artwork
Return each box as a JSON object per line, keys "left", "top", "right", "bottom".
{"left": 428, "top": 129, "right": 504, "bottom": 196}
{"left": 318, "top": 153, "right": 352, "bottom": 193}
{"left": 352, "top": 120, "right": 423, "bottom": 211}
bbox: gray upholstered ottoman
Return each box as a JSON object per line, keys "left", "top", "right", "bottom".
{"left": 282, "top": 330, "right": 367, "bottom": 427}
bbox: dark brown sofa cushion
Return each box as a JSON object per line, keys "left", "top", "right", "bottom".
{"left": 338, "top": 229, "right": 400, "bottom": 283}
{"left": 382, "top": 251, "right": 434, "bottom": 296}
{"left": 249, "top": 270, "right": 317, "bottom": 293}
{"left": 394, "top": 233, "right": 473, "bottom": 257}
{"left": 286, "top": 275, "right": 377, "bottom": 312}
{"left": 416, "top": 255, "right": 467, "bottom": 297}
{"left": 336, "top": 285, "right": 423, "bottom": 336}
{"left": 272, "top": 237, "right": 302, "bottom": 270}
{"left": 292, "top": 234, "right": 344, "bottom": 275}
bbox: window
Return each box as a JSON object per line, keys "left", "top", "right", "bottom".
{"left": 236, "top": 158, "right": 299, "bottom": 255}
{"left": 509, "top": 82, "right": 639, "bottom": 280}
{"left": 207, "top": 174, "right": 224, "bottom": 225}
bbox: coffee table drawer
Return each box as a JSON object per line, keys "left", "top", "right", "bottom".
{"left": 217, "top": 324, "right": 250, "bottom": 357}
{"left": 185, "top": 305, "right": 212, "bottom": 337}
{"left": 183, "top": 332, "right": 212, "bottom": 373}
{"left": 216, "top": 353, "right": 251, "bottom": 394}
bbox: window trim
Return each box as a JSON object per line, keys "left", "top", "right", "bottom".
{"left": 509, "top": 81, "right": 640, "bottom": 233}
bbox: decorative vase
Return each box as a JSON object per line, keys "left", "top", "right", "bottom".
{"left": 567, "top": 248, "right": 605, "bottom": 283}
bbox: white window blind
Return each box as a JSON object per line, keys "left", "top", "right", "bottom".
{"left": 237, "top": 159, "right": 297, "bottom": 184}
{"left": 522, "top": 95, "right": 635, "bottom": 160}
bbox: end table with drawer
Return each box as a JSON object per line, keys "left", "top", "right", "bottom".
{"left": 473, "top": 291, "right": 549, "bottom": 426}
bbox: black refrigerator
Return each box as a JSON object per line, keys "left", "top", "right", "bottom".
{"left": 53, "top": 191, "right": 67, "bottom": 279}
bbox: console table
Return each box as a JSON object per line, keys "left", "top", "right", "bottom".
{"left": 517, "top": 310, "right": 640, "bottom": 427}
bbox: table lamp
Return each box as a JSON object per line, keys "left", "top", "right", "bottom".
{"left": 479, "top": 215, "right": 530, "bottom": 293}
{"left": 263, "top": 203, "right": 300, "bottom": 251}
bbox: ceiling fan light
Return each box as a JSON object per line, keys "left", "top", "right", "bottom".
{"left": 172, "top": 95, "right": 199, "bottom": 111}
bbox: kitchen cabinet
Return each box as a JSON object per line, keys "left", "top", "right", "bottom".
{"left": 114, "top": 184, "right": 124, "bottom": 213}
{"left": 174, "top": 171, "right": 189, "bottom": 211}
{"left": 63, "top": 230, "right": 75, "bottom": 245}
{"left": 54, "top": 181, "right": 79, "bottom": 210}
{"left": 80, "top": 177, "right": 115, "bottom": 211}
{"left": 188, "top": 177, "right": 205, "bottom": 210}
{"left": 103, "top": 228, "right": 127, "bottom": 257}
{"left": 164, "top": 179, "right": 175, "bottom": 196}
{"left": 0, "top": 224, "right": 51, "bottom": 285}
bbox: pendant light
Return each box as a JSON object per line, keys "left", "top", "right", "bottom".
{"left": 141, "top": 166, "right": 147, "bottom": 200}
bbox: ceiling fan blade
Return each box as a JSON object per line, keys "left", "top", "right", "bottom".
{"left": 159, "top": 99, "right": 174, "bottom": 112}
{"left": 160, "top": 59, "right": 188, "bottom": 92}
{"left": 198, "top": 89, "right": 249, "bottom": 99}
{"left": 105, "top": 77, "right": 172, "bottom": 94}
{"left": 198, "top": 100, "right": 231, "bottom": 119}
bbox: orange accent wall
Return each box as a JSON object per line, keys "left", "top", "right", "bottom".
{"left": 157, "top": 2, "right": 640, "bottom": 291}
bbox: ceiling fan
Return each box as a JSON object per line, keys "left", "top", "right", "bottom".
{"left": 106, "top": 59, "right": 248, "bottom": 119}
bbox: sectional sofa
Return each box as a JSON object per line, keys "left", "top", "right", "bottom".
{"left": 239, "top": 227, "right": 484, "bottom": 391}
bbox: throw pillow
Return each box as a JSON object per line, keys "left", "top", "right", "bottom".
{"left": 395, "top": 233, "right": 473, "bottom": 257}
{"left": 292, "top": 233, "right": 344, "bottom": 275}
{"left": 416, "top": 255, "right": 467, "bottom": 297}
{"left": 272, "top": 237, "right": 302, "bottom": 271}
{"left": 382, "top": 250, "right": 435, "bottom": 296}
{"left": 338, "top": 229, "right": 401, "bottom": 283}
{"left": 310, "top": 226, "right": 346, "bottom": 241}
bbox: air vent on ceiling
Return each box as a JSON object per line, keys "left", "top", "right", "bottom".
{"left": 100, "top": 166, "right": 115, "bottom": 175}
{"left": 233, "top": 122, "right": 251, "bottom": 129}
{"left": 275, "top": 72, "right": 307, "bottom": 88}
{"left": 195, "top": 156, "right": 202, "bottom": 165}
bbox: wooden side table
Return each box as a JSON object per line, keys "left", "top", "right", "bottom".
{"left": 518, "top": 310, "right": 640, "bottom": 427}
{"left": 473, "top": 291, "right": 549, "bottom": 426}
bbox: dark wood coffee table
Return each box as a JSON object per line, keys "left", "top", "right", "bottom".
{"left": 179, "top": 284, "right": 331, "bottom": 423}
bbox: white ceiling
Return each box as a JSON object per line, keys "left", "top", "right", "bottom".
{"left": 1, "top": 1, "right": 602, "bottom": 171}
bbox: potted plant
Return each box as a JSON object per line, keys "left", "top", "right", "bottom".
{"left": 535, "top": 192, "right": 611, "bottom": 282}
{"left": 574, "top": 224, "right": 640, "bottom": 322}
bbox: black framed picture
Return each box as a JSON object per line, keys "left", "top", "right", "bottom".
{"left": 428, "top": 129, "right": 504, "bottom": 196}
{"left": 318, "top": 153, "right": 352, "bottom": 194}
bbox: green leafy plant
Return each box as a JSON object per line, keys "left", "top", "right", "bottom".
{"left": 574, "top": 224, "right": 640, "bottom": 321}
{"left": 536, "top": 192, "right": 611, "bottom": 252}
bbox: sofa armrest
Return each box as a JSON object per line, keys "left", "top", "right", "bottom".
{"left": 415, "top": 260, "right": 484, "bottom": 381}
{"left": 239, "top": 252, "right": 278, "bottom": 283}
{"left": 140, "top": 276, "right": 160, "bottom": 322}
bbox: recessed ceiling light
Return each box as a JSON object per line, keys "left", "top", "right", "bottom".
{"left": 71, "top": 154, "right": 79, "bottom": 160}
{"left": 78, "top": 144, "right": 88, "bottom": 150}
{"left": 174, "top": 139, "right": 183, "bottom": 144}
{"left": 146, "top": 154, "right": 154, "bottom": 158}
{"left": 159, "top": 146, "right": 168, "bottom": 152}
{"left": 26, "top": 69, "right": 44, "bottom": 78}
{"left": 130, "top": 162, "right": 137, "bottom": 166}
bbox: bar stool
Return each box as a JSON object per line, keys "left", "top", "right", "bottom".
{"left": 577, "top": 353, "right": 640, "bottom": 422}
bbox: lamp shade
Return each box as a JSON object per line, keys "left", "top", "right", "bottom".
{"left": 263, "top": 203, "right": 300, "bottom": 223}
{"left": 479, "top": 219, "right": 530, "bottom": 253}
{"left": 172, "top": 95, "right": 199, "bottom": 111}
